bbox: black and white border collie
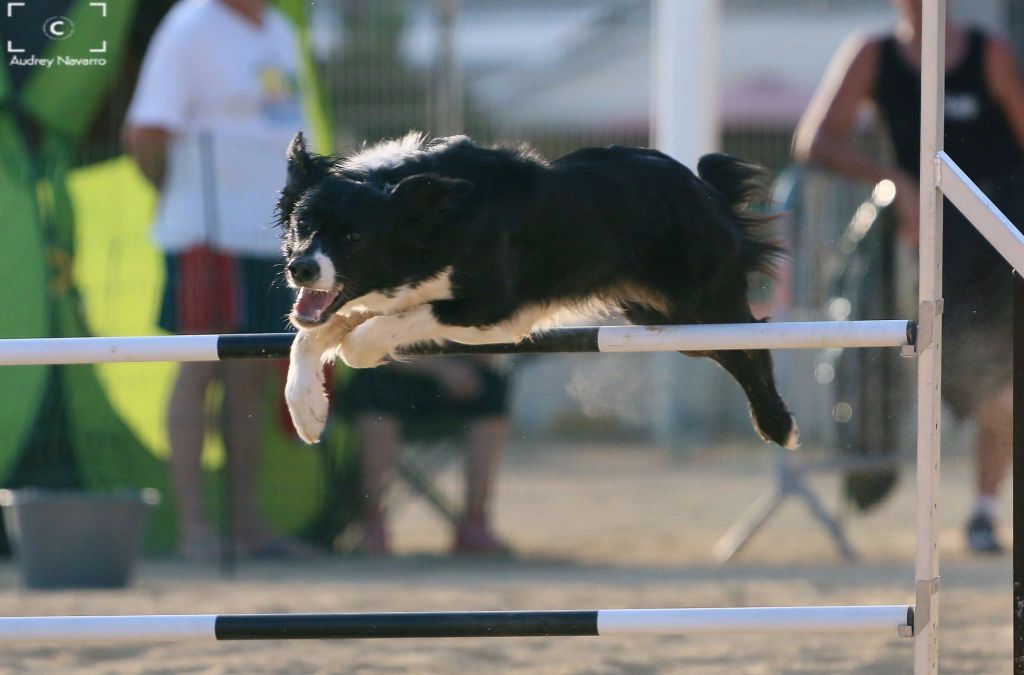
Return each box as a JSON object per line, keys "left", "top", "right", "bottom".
{"left": 278, "top": 131, "right": 799, "bottom": 449}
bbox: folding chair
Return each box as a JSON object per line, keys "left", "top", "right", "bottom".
{"left": 714, "top": 168, "right": 913, "bottom": 561}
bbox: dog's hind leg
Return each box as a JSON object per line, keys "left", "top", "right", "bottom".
{"left": 622, "top": 301, "right": 799, "bottom": 449}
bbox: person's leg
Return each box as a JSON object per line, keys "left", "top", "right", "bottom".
{"left": 943, "top": 300, "right": 1012, "bottom": 553}
{"left": 965, "top": 383, "right": 1013, "bottom": 553}
{"left": 463, "top": 416, "right": 509, "bottom": 523}
{"left": 355, "top": 413, "right": 403, "bottom": 553}
{"left": 455, "top": 415, "right": 510, "bottom": 553}
{"left": 221, "top": 359, "right": 279, "bottom": 551}
{"left": 973, "top": 383, "right": 1013, "bottom": 501}
{"left": 168, "top": 361, "right": 220, "bottom": 558}
{"left": 976, "top": 384, "right": 1013, "bottom": 498}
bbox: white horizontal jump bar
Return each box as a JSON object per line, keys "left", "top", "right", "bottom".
{"left": 0, "top": 615, "right": 217, "bottom": 643}
{"left": 596, "top": 320, "right": 911, "bottom": 352}
{"left": 597, "top": 605, "right": 911, "bottom": 635}
{"left": 0, "top": 606, "right": 910, "bottom": 642}
{"left": 0, "top": 334, "right": 221, "bottom": 366}
{"left": 0, "top": 320, "right": 912, "bottom": 366}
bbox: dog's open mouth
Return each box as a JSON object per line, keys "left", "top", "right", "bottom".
{"left": 291, "top": 288, "right": 347, "bottom": 327}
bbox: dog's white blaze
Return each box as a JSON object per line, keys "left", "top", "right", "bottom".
{"left": 339, "top": 268, "right": 454, "bottom": 317}
{"left": 310, "top": 250, "right": 337, "bottom": 291}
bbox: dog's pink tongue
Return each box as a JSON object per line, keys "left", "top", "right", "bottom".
{"left": 294, "top": 288, "right": 339, "bottom": 322}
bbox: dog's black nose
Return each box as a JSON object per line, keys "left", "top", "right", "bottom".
{"left": 287, "top": 257, "right": 320, "bottom": 284}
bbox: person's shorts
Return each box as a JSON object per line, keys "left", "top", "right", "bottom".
{"left": 940, "top": 182, "right": 1019, "bottom": 419}
{"left": 941, "top": 277, "right": 1011, "bottom": 420}
{"left": 159, "top": 246, "right": 293, "bottom": 335}
{"left": 339, "top": 358, "right": 510, "bottom": 420}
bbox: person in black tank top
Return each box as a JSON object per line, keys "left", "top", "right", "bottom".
{"left": 874, "top": 29, "right": 1022, "bottom": 183}
{"left": 794, "top": 0, "right": 1024, "bottom": 554}
{"left": 873, "top": 28, "right": 1024, "bottom": 306}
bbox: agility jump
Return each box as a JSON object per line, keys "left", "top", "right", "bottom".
{"left": 0, "top": 317, "right": 918, "bottom": 645}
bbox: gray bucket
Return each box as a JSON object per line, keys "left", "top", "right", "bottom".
{"left": 0, "top": 488, "right": 160, "bottom": 589}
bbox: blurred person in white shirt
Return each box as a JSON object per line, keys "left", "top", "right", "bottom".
{"left": 124, "top": 0, "right": 314, "bottom": 560}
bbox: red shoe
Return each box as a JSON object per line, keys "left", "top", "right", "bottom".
{"left": 452, "top": 520, "right": 512, "bottom": 556}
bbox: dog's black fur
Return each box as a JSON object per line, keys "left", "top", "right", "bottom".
{"left": 279, "top": 132, "right": 798, "bottom": 448}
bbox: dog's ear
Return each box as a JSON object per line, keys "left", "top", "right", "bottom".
{"left": 278, "top": 131, "right": 332, "bottom": 227}
{"left": 286, "top": 130, "right": 327, "bottom": 189}
{"left": 391, "top": 173, "right": 472, "bottom": 216}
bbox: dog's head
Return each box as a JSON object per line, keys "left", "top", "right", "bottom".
{"left": 278, "top": 131, "right": 471, "bottom": 329}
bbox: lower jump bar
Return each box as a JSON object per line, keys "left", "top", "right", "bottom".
{"left": 0, "top": 606, "right": 912, "bottom": 642}
{"left": 0, "top": 320, "right": 914, "bottom": 365}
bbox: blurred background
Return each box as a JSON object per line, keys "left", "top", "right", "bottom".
{"left": 0, "top": 0, "right": 1021, "bottom": 554}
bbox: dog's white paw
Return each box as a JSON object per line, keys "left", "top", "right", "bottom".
{"left": 285, "top": 363, "right": 328, "bottom": 444}
{"left": 783, "top": 416, "right": 801, "bottom": 450}
{"left": 340, "top": 320, "right": 391, "bottom": 369}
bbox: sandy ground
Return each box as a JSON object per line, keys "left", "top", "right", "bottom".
{"left": 0, "top": 442, "right": 1011, "bottom": 674}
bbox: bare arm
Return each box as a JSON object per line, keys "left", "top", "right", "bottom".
{"left": 794, "top": 33, "right": 919, "bottom": 240}
{"left": 122, "top": 125, "right": 171, "bottom": 188}
{"left": 794, "top": 34, "right": 908, "bottom": 184}
{"left": 985, "top": 36, "right": 1024, "bottom": 153}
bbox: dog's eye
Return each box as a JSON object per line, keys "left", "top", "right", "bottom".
{"left": 346, "top": 232, "right": 363, "bottom": 243}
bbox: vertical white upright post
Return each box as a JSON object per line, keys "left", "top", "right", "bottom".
{"left": 916, "top": 2, "right": 945, "bottom": 674}
{"left": 434, "top": 0, "right": 463, "bottom": 136}
{"left": 650, "top": 0, "right": 720, "bottom": 449}
{"left": 651, "top": 0, "right": 720, "bottom": 165}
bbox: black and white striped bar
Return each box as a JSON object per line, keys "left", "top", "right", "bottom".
{"left": 0, "top": 606, "right": 912, "bottom": 642}
{"left": 0, "top": 320, "right": 914, "bottom": 366}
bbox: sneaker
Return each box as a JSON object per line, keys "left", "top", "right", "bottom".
{"left": 966, "top": 513, "right": 1005, "bottom": 555}
{"left": 452, "top": 520, "right": 512, "bottom": 556}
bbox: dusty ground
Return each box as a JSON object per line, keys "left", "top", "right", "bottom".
{"left": 0, "top": 443, "right": 1011, "bottom": 674}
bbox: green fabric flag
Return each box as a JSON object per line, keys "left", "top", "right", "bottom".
{"left": 0, "top": 0, "right": 343, "bottom": 553}
{"left": 0, "top": 113, "right": 50, "bottom": 481}
{"left": 20, "top": 0, "right": 137, "bottom": 138}
{"left": 0, "top": 0, "right": 174, "bottom": 547}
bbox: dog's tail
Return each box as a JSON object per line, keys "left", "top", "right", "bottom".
{"left": 697, "top": 153, "right": 785, "bottom": 276}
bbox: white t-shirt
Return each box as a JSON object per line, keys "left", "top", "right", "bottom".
{"left": 127, "top": 0, "right": 307, "bottom": 256}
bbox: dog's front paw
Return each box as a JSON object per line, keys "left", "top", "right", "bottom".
{"left": 340, "top": 320, "right": 391, "bottom": 369}
{"left": 285, "top": 362, "right": 329, "bottom": 444}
